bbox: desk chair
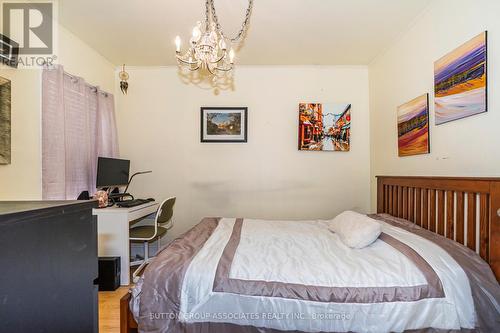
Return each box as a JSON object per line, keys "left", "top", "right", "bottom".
{"left": 130, "top": 197, "right": 176, "bottom": 282}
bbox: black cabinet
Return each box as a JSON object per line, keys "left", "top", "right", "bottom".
{"left": 0, "top": 201, "right": 98, "bottom": 333}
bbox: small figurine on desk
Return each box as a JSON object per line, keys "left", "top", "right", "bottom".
{"left": 94, "top": 190, "right": 109, "bottom": 208}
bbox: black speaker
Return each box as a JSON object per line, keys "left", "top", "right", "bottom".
{"left": 97, "top": 257, "right": 120, "bottom": 291}
{"left": 77, "top": 191, "right": 90, "bottom": 200}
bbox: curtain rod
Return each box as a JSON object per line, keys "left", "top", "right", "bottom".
{"left": 63, "top": 71, "right": 110, "bottom": 97}
{"left": 43, "top": 62, "right": 110, "bottom": 98}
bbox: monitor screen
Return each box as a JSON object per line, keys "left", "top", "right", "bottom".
{"left": 96, "top": 157, "right": 130, "bottom": 188}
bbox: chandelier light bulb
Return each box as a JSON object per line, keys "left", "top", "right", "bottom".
{"left": 192, "top": 25, "right": 201, "bottom": 40}
{"left": 219, "top": 39, "right": 227, "bottom": 51}
{"left": 229, "top": 48, "right": 235, "bottom": 64}
{"left": 175, "top": 36, "right": 181, "bottom": 53}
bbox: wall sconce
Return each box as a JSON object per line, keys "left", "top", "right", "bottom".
{"left": 119, "top": 64, "right": 129, "bottom": 94}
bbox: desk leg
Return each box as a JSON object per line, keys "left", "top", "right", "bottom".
{"left": 97, "top": 213, "right": 130, "bottom": 286}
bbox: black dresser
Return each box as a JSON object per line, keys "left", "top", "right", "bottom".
{"left": 0, "top": 201, "right": 98, "bottom": 333}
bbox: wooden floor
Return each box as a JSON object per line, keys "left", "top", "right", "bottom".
{"left": 99, "top": 286, "right": 129, "bottom": 333}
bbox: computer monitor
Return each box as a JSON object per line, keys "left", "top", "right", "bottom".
{"left": 96, "top": 157, "right": 130, "bottom": 188}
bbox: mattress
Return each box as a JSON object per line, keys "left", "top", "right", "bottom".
{"left": 130, "top": 214, "right": 500, "bottom": 333}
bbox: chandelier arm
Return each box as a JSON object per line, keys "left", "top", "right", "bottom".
{"left": 214, "top": 65, "right": 233, "bottom": 72}
{"left": 210, "top": 53, "right": 226, "bottom": 64}
{"left": 206, "top": 63, "right": 217, "bottom": 76}
{"left": 188, "top": 63, "right": 201, "bottom": 72}
{"left": 176, "top": 55, "right": 200, "bottom": 66}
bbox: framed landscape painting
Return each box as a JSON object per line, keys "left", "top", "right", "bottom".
{"left": 397, "top": 94, "right": 430, "bottom": 157}
{"left": 298, "top": 103, "right": 351, "bottom": 151}
{"left": 434, "top": 31, "right": 487, "bottom": 125}
{"left": 200, "top": 107, "right": 248, "bottom": 143}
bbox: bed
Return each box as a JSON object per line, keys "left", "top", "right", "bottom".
{"left": 120, "top": 176, "right": 500, "bottom": 332}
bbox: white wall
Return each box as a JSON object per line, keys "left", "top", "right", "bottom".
{"left": 0, "top": 69, "right": 42, "bottom": 199}
{"left": 58, "top": 26, "right": 115, "bottom": 92}
{"left": 369, "top": 0, "right": 500, "bottom": 209}
{"left": 116, "top": 66, "right": 370, "bottom": 237}
{"left": 0, "top": 25, "right": 115, "bottom": 199}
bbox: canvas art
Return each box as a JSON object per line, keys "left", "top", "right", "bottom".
{"left": 434, "top": 31, "right": 487, "bottom": 125}
{"left": 200, "top": 107, "right": 248, "bottom": 142}
{"left": 397, "top": 94, "right": 430, "bottom": 157}
{"left": 0, "top": 76, "right": 11, "bottom": 164}
{"left": 298, "top": 103, "right": 351, "bottom": 151}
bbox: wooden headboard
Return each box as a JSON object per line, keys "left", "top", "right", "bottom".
{"left": 376, "top": 176, "right": 500, "bottom": 280}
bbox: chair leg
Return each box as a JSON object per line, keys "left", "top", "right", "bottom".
{"left": 132, "top": 241, "right": 150, "bottom": 283}
{"left": 132, "top": 261, "right": 148, "bottom": 283}
{"left": 144, "top": 240, "right": 149, "bottom": 261}
{"left": 132, "top": 238, "right": 165, "bottom": 284}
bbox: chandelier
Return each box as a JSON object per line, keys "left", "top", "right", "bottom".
{"left": 175, "top": 0, "right": 253, "bottom": 77}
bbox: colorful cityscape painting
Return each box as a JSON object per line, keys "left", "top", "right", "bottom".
{"left": 434, "top": 31, "right": 487, "bottom": 125}
{"left": 397, "top": 94, "right": 430, "bottom": 157}
{"left": 298, "top": 103, "right": 351, "bottom": 151}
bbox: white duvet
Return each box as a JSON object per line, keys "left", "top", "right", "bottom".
{"left": 178, "top": 218, "right": 475, "bottom": 332}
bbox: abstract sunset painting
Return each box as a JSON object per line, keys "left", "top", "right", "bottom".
{"left": 397, "top": 94, "right": 430, "bottom": 157}
{"left": 434, "top": 32, "right": 487, "bottom": 125}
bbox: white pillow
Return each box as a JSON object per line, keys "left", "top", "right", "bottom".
{"left": 328, "top": 211, "right": 381, "bottom": 249}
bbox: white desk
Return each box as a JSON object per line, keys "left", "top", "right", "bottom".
{"left": 93, "top": 202, "right": 159, "bottom": 285}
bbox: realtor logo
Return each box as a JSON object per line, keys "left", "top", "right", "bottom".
{"left": 2, "top": 2, "right": 53, "bottom": 55}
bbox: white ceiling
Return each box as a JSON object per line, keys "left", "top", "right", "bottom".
{"left": 58, "top": 0, "right": 431, "bottom": 66}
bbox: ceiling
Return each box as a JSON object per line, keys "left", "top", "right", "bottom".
{"left": 58, "top": 0, "right": 431, "bottom": 66}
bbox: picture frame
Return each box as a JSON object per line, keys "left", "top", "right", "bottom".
{"left": 397, "top": 93, "right": 430, "bottom": 157}
{"left": 298, "top": 103, "right": 351, "bottom": 151}
{"left": 434, "top": 31, "right": 487, "bottom": 125}
{"left": 200, "top": 107, "right": 248, "bottom": 143}
{"left": 0, "top": 76, "right": 11, "bottom": 164}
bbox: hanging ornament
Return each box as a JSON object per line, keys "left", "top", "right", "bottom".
{"left": 119, "top": 64, "right": 129, "bottom": 94}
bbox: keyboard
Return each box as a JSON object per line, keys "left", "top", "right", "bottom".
{"left": 116, "top": 198, "right": 154, "bottom": 208}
